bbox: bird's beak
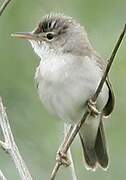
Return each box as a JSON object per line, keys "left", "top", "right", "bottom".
{"left": 11, "top": 32, "right": 38, "bottom": 40}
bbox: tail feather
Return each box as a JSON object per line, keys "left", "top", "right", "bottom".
{"left": 79, "top": 116, "right": 109, "bottom": 170}
{"left": 79, "top": 133, "right": 97, "bottom": 170}
{"left": 95, "top": 120, "right": 109, "bottom": 169}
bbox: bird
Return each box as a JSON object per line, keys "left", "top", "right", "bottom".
{"left": 12, "top": 13, "right": 115, "bottom": 171}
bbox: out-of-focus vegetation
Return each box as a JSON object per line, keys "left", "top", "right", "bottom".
{"left": 0, "top": 0, "right": 126, "bottom": 179}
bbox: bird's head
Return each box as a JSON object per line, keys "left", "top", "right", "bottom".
{"left": 12, "top": 13, "right": 92, "bottom": 59}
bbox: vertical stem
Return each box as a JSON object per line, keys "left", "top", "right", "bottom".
{"left": 0, "top": 98, "right": 33, "bottom": 180}
{"left": 0, "top": 170, "right": 7, "bottom": 180}
{"left": 64, "top": 124, "right": 77, "bottom": 180}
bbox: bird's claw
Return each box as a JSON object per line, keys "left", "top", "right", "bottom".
{"left": 56, "top": 151, "right": 71, "bottom": 167}
{"left": 87, "top": 99, "right": 100, "bottom": 116}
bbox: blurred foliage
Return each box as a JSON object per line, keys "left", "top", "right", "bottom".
{"left": 0, "top": 0, "right": 126, "bottom": 179}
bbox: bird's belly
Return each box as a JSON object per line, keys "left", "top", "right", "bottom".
{"left": 36, "top": 56, "right": 108, "bottom": 123}
{"left": 38, "top": 80, "right": 88, "bottom": 122}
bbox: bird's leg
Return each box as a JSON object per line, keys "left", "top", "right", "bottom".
{"left": 87, "top": 99, "right": 100, "bottom": 117}
{"left": 56, "top": 125, "right": 74, "bottom": 167}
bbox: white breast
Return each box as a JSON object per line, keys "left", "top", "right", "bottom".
{"left": 35, "top": 54, "right": 109, "bottom": 123}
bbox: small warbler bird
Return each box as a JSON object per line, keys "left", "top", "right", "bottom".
{"left": 12, "top": 13, "right": 115, "bottom": 170}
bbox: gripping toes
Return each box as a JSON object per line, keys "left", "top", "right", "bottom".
{"left": 56, "top": 150, "right": 71, "bottom": 167}
{"left": 87, "top": 99, "right": 100, "bottom": 116}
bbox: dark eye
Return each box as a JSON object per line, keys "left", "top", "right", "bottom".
{"left": 46, "top": 33, "right": 54, "bottom": 40}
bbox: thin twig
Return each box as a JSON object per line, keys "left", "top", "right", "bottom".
{"left": 0, "top": 0, "right": 11, "bottom": 16}
{"left": 64, "top": 124, "right": 77, "bottom": 180}
{"left": 92, "top": 23, "right": 126, "bottom": 102}
{"left": 51, "top": 125, "right": 75, "bottom": 180}
{"left": 0, "top": 97, "right": 33, "bottom": 180}
{"left": 0, "top": 169, "right": 7, "bottom": 180}
{"left": 50, "top": 24, "right": 126, "bottom": 180}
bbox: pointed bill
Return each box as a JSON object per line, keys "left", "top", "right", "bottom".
{"left": 11, "top": 32, "right": 38, "bottom": 40}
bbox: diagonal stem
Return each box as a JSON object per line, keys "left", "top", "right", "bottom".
{"left": 92, "top": 23, "right": 126, "bottom": 102}
{"left": 50, "top": 24, "right": 126, "bottom": 180}
{"left": 0, "top": 0, "right": 11, "bottom": 16}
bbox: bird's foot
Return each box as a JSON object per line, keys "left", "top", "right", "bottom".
{"left": 87, "top": 99, "right": 100, "bottom": 117}
{"left": 56, "top": 150, "right": 71, "bottom": 167}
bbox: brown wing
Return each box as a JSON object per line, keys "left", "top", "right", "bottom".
{"left": 93, "top": 51, "right": 115, "bottom": 117}
{"left": 103, "top": 78, "right": 115, "bottom": 117}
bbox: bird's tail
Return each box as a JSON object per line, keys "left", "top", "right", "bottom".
{"left": 79, "top": 115, "right": 109, "bottom": 171}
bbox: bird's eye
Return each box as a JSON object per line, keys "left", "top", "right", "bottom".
{"left": 46, "top": 33, "right": 54, "bottom": 40}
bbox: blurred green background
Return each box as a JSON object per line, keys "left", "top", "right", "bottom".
{"left": 0, "top": 0, "right": 126, "bottom": 179}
